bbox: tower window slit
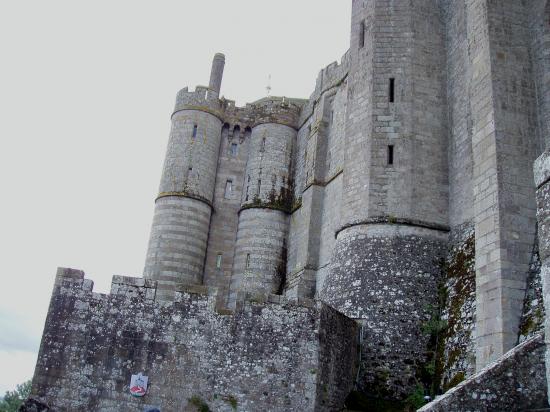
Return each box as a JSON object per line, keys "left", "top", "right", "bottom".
{"left": 192, "top": 124, "right": 198, "bottom": 138}
{"left": 246, "top": 254, "right": 251, "bottom": 269}
{"left": 359, "top": 20, "right": 365, "bottom": 49}
{"left": 388, "top": 145, "right": 394, "bottom": 165}
{"left": 224, "top": 180, "right": 233, "bottom": 198}
{"left": 216, "top": 254, "right": 222, "bottom": 269}
{"left": 389, "top": 78, "right": 395, "bottom": 103}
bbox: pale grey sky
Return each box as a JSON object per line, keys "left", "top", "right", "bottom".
{"left": 0, "top": 0, "right": 352, "bottom": 393}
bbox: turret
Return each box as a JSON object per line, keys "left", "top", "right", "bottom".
{"left": 228, "top": 98, "right": 301, "bottom": 306}
{"left": 143, "top": 54, "right": 226, "bottom": 300}
{"left": 319, "top": 0, "right": 449, "bottom": 400}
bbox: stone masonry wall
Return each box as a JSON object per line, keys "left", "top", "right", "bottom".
{"left": 419, "top": 334, "right": 547, "bottom": 412}
{"left": 203, "top": 124, "right": 250, "bottom": 307}
{"left": 439, "top": 223, "right": 476, "bottom": 391}
{"left": 440, "top": 0, "right": 474, "bottom": 229}
{"left": 286, "top": 63, "right": 348, "bottom": 300}
{"left": 30, "top": 268, "right": 358, "bottom": 412}
{"left": 534, "top": 149, "right": 550, "bottom": 402}
{"left": 530, "top": 0, "right": 550, "bottom": 153}
{"left": 320, "top": 224, "right": 447, "bottom": 400}
{"left": 469, "top": 0, "right": 538, "bottom": 368}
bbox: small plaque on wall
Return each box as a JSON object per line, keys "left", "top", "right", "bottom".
{"left": 130, "top": 372, "right": 148, "bottom": 397}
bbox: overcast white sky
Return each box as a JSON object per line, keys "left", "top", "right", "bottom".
{"left": 0, "top": 0, "right": 351, "bottom": 394}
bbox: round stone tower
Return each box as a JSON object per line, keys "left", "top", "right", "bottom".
{"left": 144, "top": 54, "right": 225, "bottom": 300}
{"left": 320, "top": 0, "right": 449, "bottom": 400}
{"left": 228, "top": 98, "right": 301, "bottom": 306}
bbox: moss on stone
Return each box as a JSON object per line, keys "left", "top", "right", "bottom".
{"left": 224, "top": 395, "right": 238, "bottom": 410}
{"left": 438, "top": 231, "right": 476, "bottom": 391}
{"left": 241, "top": 179, "right": 295, "bottom": 214}
{"left": 443, "top": 371, "right": 465, "bottom": 392}
{"left": 519, "top": 307, "right": 544, "bottom": 337}
{"left": 188, "top": 395, "right": 210, "bottom": 412}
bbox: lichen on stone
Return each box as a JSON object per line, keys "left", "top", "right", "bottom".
{"left": 438, "top": 224, "right": 476, "bottom": 391}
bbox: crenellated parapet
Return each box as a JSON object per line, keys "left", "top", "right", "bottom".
{"left": 299, "top": 51, "right": 350, "bottom": 127}
{"left": 245, "top": 97, "right": 304, "bottom": 130}
{"left": 30, "top": 267, "right": 358, "bottom": 411}
{"left": 173, "top": 86, "right": 224, "bottom": 120}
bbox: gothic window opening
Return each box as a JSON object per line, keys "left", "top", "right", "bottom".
{"left": 389, "top": 78, "right": 395, "bottom": 103}
{"left": 231, "top": 143, "right": 238, "bottom": 156}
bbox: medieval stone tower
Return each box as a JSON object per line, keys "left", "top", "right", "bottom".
{"left": 26, "top": 1, "right": 550, "bottom": 411}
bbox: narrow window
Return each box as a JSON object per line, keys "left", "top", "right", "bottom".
{"left": 389, "top": 78, "right": 395, "bottom": 103}
{"left": 216, "top": 254, "right": 222, "bottom": 269}
{"left": 224, "top": 180, "right": 233, "bottom": 198}
{"left": 192, "top": 124, "right": 198, "bottom": 138}
{"left": 246, "top": 253, "right": 251, "bottom": 268}
{"left": 231, "top": 143, "right": 238, "bottom": 156}
{"left": 245, "top": 185, "right": 249, "bottom": 201}
{"left": 388, "top": 145, "right": 394, "bottom": 165}
{"left": 330, "top": 110, "right": 334, "bottom": 126}
{"left": 257, "top": 179, "right": 262, "bottom": 195}
{"left": 359, "top": 21, "right": 365, "bottom": 49}
{"left": 261, "top": 137, "right": 266, "bottom": 152}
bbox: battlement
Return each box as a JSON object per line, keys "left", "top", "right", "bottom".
{"left": 35, "top": 267, "right": 358, "bottom": 411}
{"left": 299, "top": 50, "right": 350, "bottom": 125}
{"left": 220, "top": 96, "right": 306, "bottom": 131}
{"left": 55, "top": 267, "right": 317, "bottom": 314}
{"left": 245, "top": 96, "right": 304, "bottom": 129}
{"left": 173, "top": 86, "right": 223, "bottom": 117}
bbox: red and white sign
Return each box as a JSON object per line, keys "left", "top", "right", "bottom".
{"left": 130, "top": 373, "right": 148, "bottom": 397}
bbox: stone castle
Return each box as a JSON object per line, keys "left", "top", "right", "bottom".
{"left": 25, "top": 1, "right": 550, "bottom": 411}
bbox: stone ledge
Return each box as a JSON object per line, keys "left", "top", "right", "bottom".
{"left": 419, "top": 333, "right": 546, "bottom": 411}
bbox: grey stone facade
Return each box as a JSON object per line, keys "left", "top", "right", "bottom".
{"left": 28, "top": 1, "right": 550, "bottom": 409}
